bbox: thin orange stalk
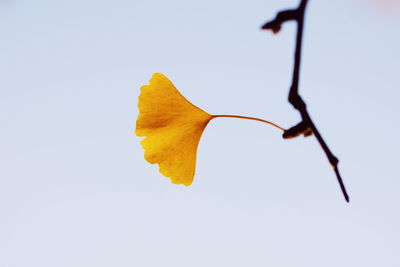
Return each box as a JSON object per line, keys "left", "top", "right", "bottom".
{"left": 212, "top": 115, "right": 285, "bottom": 131}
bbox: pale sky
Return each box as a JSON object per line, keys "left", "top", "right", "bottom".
{"left": 1, "top": 0, "right": 400, "bottom": 266}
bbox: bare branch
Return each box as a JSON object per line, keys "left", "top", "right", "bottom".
{"left": 262, "top": 0, "right": 350, "bottom": 202}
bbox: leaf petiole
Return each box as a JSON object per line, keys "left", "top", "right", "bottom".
{"left": 212, "top": 115, "right": 285, "bottom": 131}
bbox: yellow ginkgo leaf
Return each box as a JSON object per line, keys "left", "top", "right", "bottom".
{"left": 136, "top": 73, "right": 213, "bottom": 186}
{"left": 136, "top": 73, "right": 284, "bottom": 186}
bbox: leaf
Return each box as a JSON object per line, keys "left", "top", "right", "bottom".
{"left": 136, "top": 73, "right": 213, "bottom": 186}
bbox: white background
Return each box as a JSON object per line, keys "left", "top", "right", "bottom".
{"left": 1, "top": 0, "right": 399, "bottom": 266}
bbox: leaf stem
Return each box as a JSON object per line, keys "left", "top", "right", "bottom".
{"left": 212, "top": 115, "right": 285, "bottom": 131}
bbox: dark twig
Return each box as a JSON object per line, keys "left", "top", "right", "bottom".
{"left": 261, "top": 10, "right": 298, "bottom": 33}
{"left": 262, "top": 0, "right": 350, "bottom": 202}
